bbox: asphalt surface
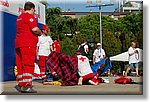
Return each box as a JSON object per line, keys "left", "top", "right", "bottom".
{"left": 0, "top": 76, "right": 143, "bottom": 95}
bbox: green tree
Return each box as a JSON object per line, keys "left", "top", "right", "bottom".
{"left": 120, "top": 13, "right": 143, "bottom": 49}
{"left": 45, "top": 7, "right": 78, "bottom": 41}
{"left": 102, "top": 29, "right": 122, "bottom": 57}
{"left": 44, "top": 7, "right": 143, "bottom": 62}
{"left": 78, "top": 14, "right": 100, "bottom": 40}
{"left": 60, "top": 37, "right": 76, "bottom": 55}
{"left": 45, "top": 7, "right": 61, "bottom": 35}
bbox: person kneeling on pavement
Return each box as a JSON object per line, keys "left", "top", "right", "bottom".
{"left": 77, "top": 50, "right": 100, "bottom": 85}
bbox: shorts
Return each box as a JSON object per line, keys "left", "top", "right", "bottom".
{"left": 129, "top": 63, "right": 139, "bottom": 69}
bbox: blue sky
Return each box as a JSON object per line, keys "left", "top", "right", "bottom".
{"left": 45, "top": 0, "right": 120, "bottom": 12}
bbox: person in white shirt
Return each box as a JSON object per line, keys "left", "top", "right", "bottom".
{"left": 36, "top": 25, "right": 53, "bottom": 79}
{"left": 91, "top": 43, "right": 106, "bottom": 84}
{"left": 124, "top": 42, "right": 139, "bottom": 77}
{"left": 93, "top": 43, "right": 106, "bottom": 65}
{"left": 76, "top": 50, "right": 99, "bottom": 85}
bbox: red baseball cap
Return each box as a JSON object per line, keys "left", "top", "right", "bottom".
{"left": 42, "top": 25, "right": 49, "bottom": 31}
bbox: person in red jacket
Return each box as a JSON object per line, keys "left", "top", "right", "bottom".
{"left": 52, "top": 37, "right": 60, "bottom": 53}
{"left": 15, "top": 2, "right": 41, "bottom": 93}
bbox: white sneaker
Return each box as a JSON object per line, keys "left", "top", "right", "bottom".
{"left": 102, "top": 78, "right": 109, "bottom": 83}
{"left": 78, "top": 77, "right": 83, "bottom": 85}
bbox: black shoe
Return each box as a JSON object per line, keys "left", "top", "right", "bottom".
{"left": 20, "top": 86, "right": 37, "bottom": 93}
{"left": 14, "top": 85, "right": 22, "bottom": 92}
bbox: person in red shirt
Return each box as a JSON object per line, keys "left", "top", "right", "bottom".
{"left": 52, "top": 37, "right": 60, "bottom": 53}
{"left": 49, "top": 37, "right": 60, "bottom": 77}
{"left": 15, "top": 2, "right": 41, "bottom": 93}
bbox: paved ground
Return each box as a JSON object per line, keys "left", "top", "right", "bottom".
{"left": 0, "top": 77, "right": 143, "bottom": 95}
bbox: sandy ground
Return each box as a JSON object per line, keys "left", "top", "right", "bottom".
{"left": 0, "top": 76, "right": 143, "bottom": 95}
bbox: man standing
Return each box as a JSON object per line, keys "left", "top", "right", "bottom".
{"left": 93, "top": 43, "right": 106, "bottom": 65}
{"left": 78, "top": 40, "right": 89, "bottom": 57}
{"left": 37, "top": 25, "right": 53, "bottom": 79}
{"left": 15, "top": 2, "right": 41, "bottom": 93}
{"left": 88, "top": 43, "right": 106, "bottom": 85}
{"left": 124, "top": 42, "right": 140, "bottom": 77}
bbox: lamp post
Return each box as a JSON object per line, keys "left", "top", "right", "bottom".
{"left": 86, "top": 0, "right": 114, "bottom": 47}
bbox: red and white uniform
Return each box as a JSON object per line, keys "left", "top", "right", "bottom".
{"left": 37, "top": 35, "right": 53, "bottom": 78}
{"left": 77, "top": 55, "right": 94, "bottom": 80}
{"left": 15, "top": 12, "right": 38, "bottom": 87}
{"left": 52, "top": 41, "right": 60, "bottom": 53}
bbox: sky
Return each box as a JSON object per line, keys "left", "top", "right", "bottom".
{"left": 44, "top": 0, "right": 120, "bottom": 12}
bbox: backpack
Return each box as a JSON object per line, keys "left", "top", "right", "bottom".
{"left": 78, "top": 44, "right": 86, "bottom": 56}
{"left": 114, "top": 77, "right": 133, "bottom": 84}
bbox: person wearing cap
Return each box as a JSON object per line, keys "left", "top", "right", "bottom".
{"left": 15, "top": 2, "right": 41, "bottom": 93}
{"left": 93, "top": 43, "right": 106, "bottom": 65}
{"left": 37, "top": 25, "right": 53, "bottom": 80}
{"left": 88, "top": 43, "right": 106, "bottom": 85}
{"left": 52, "top": 36, "right": 60, "bottom": 53}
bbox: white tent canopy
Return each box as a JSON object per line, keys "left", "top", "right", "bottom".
{"left": 110, "top": 48, "right": 143, "bottom": 62}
